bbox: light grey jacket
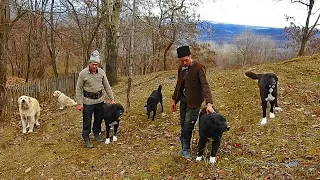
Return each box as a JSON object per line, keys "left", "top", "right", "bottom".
{"left": 76, "top": 67, "right": 114, "bottom": 105}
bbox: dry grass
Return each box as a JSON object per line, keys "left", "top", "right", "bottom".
{"left": 0, "top": 54, "right": 320, "bottom": 179}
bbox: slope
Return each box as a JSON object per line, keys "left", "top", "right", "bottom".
{"left": 0, "top": 55, "right": 319, "bottom": 179}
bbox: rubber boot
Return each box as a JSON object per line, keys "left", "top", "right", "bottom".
{"left": 94, "top": 134, "right": 103, "bottom": 142}
{"left": 182, "top": 138, "right": 191, "bottom": 159}
{"left": 83, "top": 137, "right": 93, "bottom": 148}
{"left": 179, "top": 136, "right": 184, "bottom": 155}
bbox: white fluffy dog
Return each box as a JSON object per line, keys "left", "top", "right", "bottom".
{"left": 18, "top": 95, "right": 41, "bottom": 134}
{"left": 53, "top": 90, "right": 77, "bottom": 109}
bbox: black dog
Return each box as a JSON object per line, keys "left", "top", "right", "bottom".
{"left": 196, "top": 108, "right": 229, "bottom": 164}
{"left": 245, "top": 71, "right": 282, "bottom": 125}
{"left": 144, "top": 85, "right": 163, "bottom": 120}
{"left": 102, "top": 103, "right": 124, "bottom": 144}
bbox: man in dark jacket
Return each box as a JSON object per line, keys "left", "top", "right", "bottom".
{"left": 171, "top": 45, "right": 214, "bottom": 158}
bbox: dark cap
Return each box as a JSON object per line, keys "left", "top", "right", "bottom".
{"left": 177, "top": 46, "right": 191, "bottom": 58}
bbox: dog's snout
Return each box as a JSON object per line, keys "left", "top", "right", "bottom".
{"left": 22, "top": 99, "right": 25, "bottom": 103}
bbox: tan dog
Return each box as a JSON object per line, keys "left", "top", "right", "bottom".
{"left": 53, "top": 90, "right": 77, "bottom": 109}
{"left": 18, "top": 96, "right": 41, "bottom": 134}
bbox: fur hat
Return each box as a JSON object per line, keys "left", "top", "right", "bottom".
{"left": 89, "top": 50, "right": 100, "bottom": 64}
{"left": 177, "top": 46, "right": 191, "bottom": 58}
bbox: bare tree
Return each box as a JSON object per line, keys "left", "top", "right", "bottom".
{"left": 102, "top": 0, "right": 121, "bottom": 86}
{"left": 45, "top": 0, "right": 58, "bottom": 78}
{"left": 284, "top": 18, "right": 319, "bottom": 55}
{"left": 126, "top": 0, "right": 135, "bottom": 110}
{"left": 233, "top": 30, "right": 276, "bottom": 66}
{"left": 0, "top": 0, "right": 9, "bottom": 117}
{"left": 275, "top": 0, "right": 320, "bottom": 56}
{"left": 119, "top": 0, "right": 201, "bottom": 74}
{"left": 63, "top": 0, "right": 104, "bottom": 67}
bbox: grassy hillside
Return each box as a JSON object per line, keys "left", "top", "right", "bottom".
{"left": 0, "top": 54, "right": 319, "bottom": 179}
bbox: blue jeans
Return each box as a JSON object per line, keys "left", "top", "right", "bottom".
{"left": 82, "top": 102, "right": 104, "bottom": 139}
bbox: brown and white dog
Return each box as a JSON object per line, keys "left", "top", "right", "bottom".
{"left": 53, "top": 90, "right": 77, "bottom": 110}
{"left": 18, "top": 95, "right": 41, "bottom": 134}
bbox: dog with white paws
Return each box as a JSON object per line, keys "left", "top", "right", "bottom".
{"left": 245, "top": 71, "right": 283, "bottom": 125}
{"left": 195, "top": 108, "right": 230, "bottom": 164}
{"left": 102, "top": 103, "right": 124, "bottom": 144}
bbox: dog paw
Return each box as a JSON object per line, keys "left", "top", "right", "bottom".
{"left": 209, "top": 156, "right": 216, "bottom": 164}
{"left": 105, "top": 138, "right": 111, "bottom": 144}
{"left": 22, "top": 130, "right": 27, "bottom": 134}
{"left": 28, "top": 130, "right": 33, "bottom": 133}
{"left": 275, "top": 107, "right": 283, "bottom": 112}
{"left": 260, "top": 117, "right": 267, "bottom": 125}
{"left": 195, "top": 156, "right": 202, "bottom": 161}
{"left": 59, "top": 107, "right": 64, "bottom": 110}
{"left": 113, "top": 136, "right": 118, "bottom": 142}
{"left": 270, "top": 112, "right": 275, "bottom": 119}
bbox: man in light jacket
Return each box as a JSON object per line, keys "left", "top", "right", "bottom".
{"left": 76, "top": 50, "right": 115, "bottom": 148}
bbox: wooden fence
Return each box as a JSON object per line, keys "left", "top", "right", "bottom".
{"left": 2, "top": 73, "right": 79, "bottom": 117}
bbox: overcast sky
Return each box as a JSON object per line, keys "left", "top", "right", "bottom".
{"left": 197, "top": 0, "right": 320, "bottom": 28}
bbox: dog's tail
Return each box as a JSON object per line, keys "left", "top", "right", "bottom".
{"left": 158, "top": 85, "right": 162, "bottom": 91}
{"left": 245, "top": 71, "right": 261, "bottom": 80}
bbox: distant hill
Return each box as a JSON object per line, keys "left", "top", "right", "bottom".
{"left": 197, "top": 21, "right": 286, "bottom": 44}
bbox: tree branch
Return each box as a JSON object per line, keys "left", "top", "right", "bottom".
{"left": 291, "top": 0, "right": 309, "bottom": 6}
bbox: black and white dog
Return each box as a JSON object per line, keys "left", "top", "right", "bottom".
{"left": 144, "top": 85, "right": 163, "bottom": 120}
{"left": 245, "top": 71, "right": 283, "bottom": 125}
{"left": 195, "top": 108, "right": 230, "bottom": 164}
{"left": 102, "top": 103, "right": 125, "bottom": 144}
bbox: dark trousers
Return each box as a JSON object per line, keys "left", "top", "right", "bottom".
{"left": 82, "top": 102, "right": 104, "bottom": 139}
{"left": 179, "top": 102, "right": 200, "bottom": 150}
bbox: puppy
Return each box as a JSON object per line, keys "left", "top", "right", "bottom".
{"left": 196, "top": 108, "right": 229, "bottom": 164}
{"left": 18, "top": 95, "right": 41, "bottom": 134}
{"left": 245, "top": 71, "right": 283, "bottom": 125}
{"left": 53, "top": 90, "right": 77, "bottom": 109}
{"left": 102, "top": 103, "right": 125, "bottom": 144}
{"left": 144, "top": 85, "right": 164, "bottom": 120}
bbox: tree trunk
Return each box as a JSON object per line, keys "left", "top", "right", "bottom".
{"left": 47, "top": 0, "right": 58, "bottom": 78}
{"left": 163, "top": 41, "right": 173, "bottom": 70}
{"left": 104, "top": 0, "right": 121, "bottom": 86}
{"left": 25, "top": 16, "right": 32, "bottom": 82}
{"left": 65, "top": 53, "right": 69, "bottom": 75}
{"left": 298, "top": 37, "right": 308, "bottom": 56}
{"left": 82, "top": 47, "right": 89, "bottom": 68}
{"left": 0, "top": 0, "right": 9, "bottom": 118}
{"left": 126, "top": 0, "right": 135, "bottom": 111}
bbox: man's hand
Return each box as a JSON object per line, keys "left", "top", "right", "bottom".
{"left": 171, "top": 99, "right": 176, "bottom": 112}
{"left": 77, "top": 104, "right": 83, "bottom": 111}
{"left": 111, "top": 100, "right": 116, "bottom": 104}
{"left": 206, "top": 103, "right": 215, "bottom": 113}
